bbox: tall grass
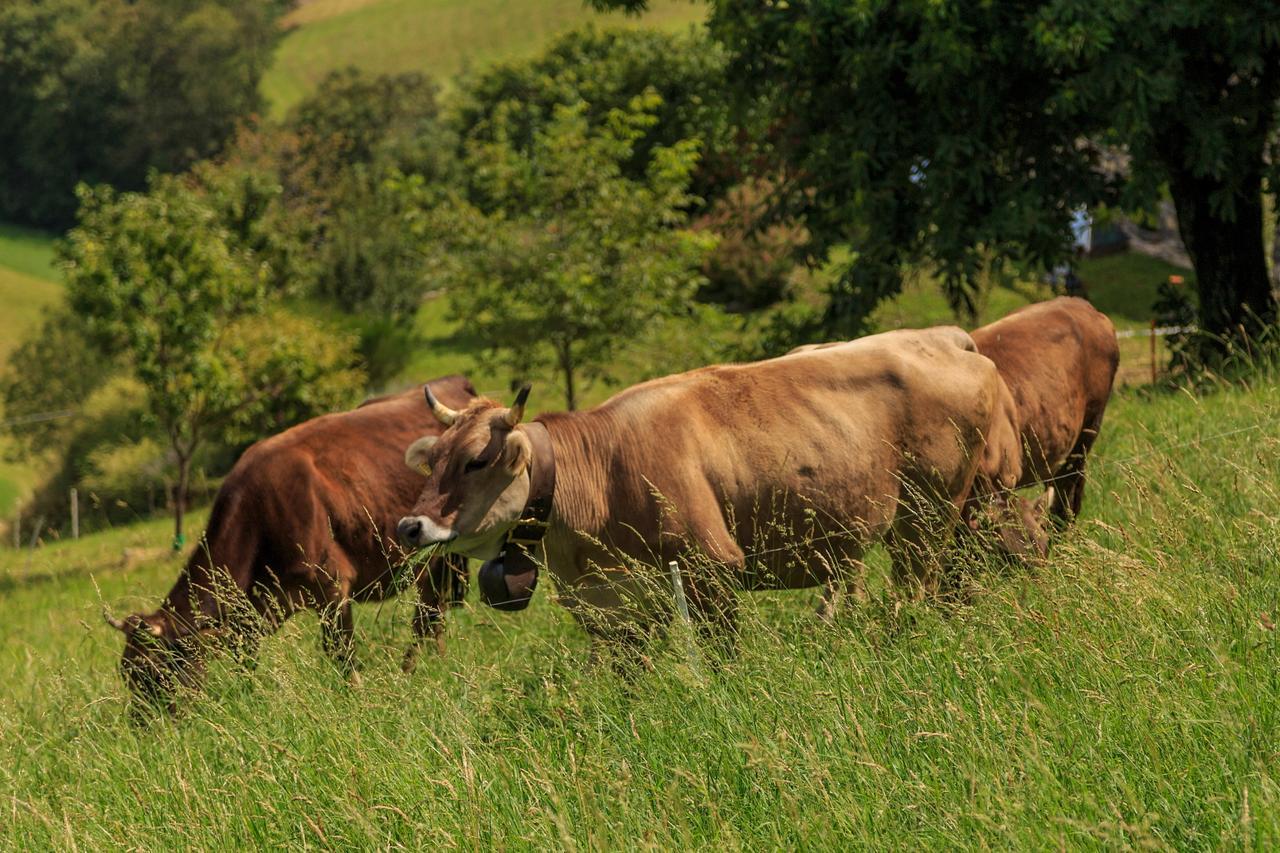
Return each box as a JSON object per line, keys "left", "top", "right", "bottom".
{"left": 1, "top": 370, "right": 1277, "bottom": 846}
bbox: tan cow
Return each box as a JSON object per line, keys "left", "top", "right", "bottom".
{"left": 396, "top": 328, "right": 1010, "bottom": 641}
{"left": 971, "top": 297, "right": 1119, "bottom": 526}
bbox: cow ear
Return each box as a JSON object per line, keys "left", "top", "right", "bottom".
{"left": 405, "top": 435, "right": 438, "bottom": 474}
{"left": 502, "top": 429, "right": 532, "bottom": 475}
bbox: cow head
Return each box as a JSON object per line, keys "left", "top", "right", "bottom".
{"left": 104, "top": 608, "right": 207, "bottom": 718}
{"left": 397, "top": 385, "right": 535, "bottom": 560}
{"left": 971, "top": 487, "right": 1055, "bottom": 562}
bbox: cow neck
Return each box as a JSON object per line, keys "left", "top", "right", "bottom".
{"left": 506, "top": 420, "right": 557, "bottom": 548}
{"left": 527, "top": 409, "right": 619, "bottom": 542}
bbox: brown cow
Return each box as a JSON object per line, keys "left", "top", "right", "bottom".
{"left": 104, "top": 375, "right": 475, "bottom": 715}
{"left": 396, "top": 329, "right": 1008, "bottom": 643}
{"left": 971, "top": 297, "right": 1119, "bottom": 528}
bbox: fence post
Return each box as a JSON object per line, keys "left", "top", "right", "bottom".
{"left": 11, "top": 514, "right": 17, "bottom": 549}
{"left": 668, "top": 560, "right": 703, "bottom": 677}
{"left": 1150, "top": 317, "right": 1158, "bottom": 384}
{"left": 70, "top": 488, "right": 79, "bottom": 539}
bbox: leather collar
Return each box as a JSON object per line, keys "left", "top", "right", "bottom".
{"left": 506, "top": 420, "right": 556, "bottom": 548}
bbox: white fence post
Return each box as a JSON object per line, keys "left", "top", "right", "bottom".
{"left": 668, "top": 560, "right": 702, "bottom": 677}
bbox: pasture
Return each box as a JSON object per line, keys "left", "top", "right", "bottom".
{"left": 263, "top": 0, "right": 706, "bottom": 115}
{"left": 2, "top": 371, "right": 1277, "bottom": 847}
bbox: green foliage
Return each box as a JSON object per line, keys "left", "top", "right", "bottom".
{"left": 81, "top": 437, "right": 168, "bottom": 505}
{"left": 185, "top": 157, "right": 310, "bottom": 298}
{"left": 62, "top": 181, "right": 269, "bottom": 431}
{"left": 14, "top": 377, "right": 158, "bottom": 536}
{"left": 59, "top": 179, "right": 362, "bottom": 538}
{"left": 0, "top": 0, "right": 284, "bottom": 228}
{"left": 1, "top": 310, "right": 112, "bottom": 462}
{"left": 695, "top": 177, "right": 810, "bottom": 311}
{"left": 287, "top": 68, "right": 442, "bottom": 172}
{"left": 452, "top": 26, "right": 739, "bottom": 209}
{"left": 209, "top": 308, "right": 364, "bottom": 449}
{"left": 317, "top": 169, "right": 439, "bottom": 321}
{"left": 437, "top": 95, "right": 713, "bottom": 408}
{"left": 1153, "top": 277, "right": 1201, "bottom": 377}
{"left": 597, "top": 0, "right": 1280, "bottom": 346}
{"left": 2, "top": 377, "right": 1280, "bottom": 846}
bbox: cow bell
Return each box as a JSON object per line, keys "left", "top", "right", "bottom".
{"left": 478, "top": 548, "right": 539, "bottom": 612}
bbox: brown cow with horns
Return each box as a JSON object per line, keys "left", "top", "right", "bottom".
{"left": 105, "top": 375, "right": 475, "bottom": 716}
{"left": 396, "top": 328, "right": 1020, "bottom": 644}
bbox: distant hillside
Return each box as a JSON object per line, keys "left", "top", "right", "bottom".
{"left": 263, "top": 0, "right": 707, "bottom": 115}
{"left": 0, "top": 225, "right": 60, "bottom": 517}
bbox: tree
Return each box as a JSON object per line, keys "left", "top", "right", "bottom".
{"left": 288, "top": 68, "right": 442, "bottom": 171}
{"left": 596, "top": 1, "right": 1280, "bottom": 350}
{"left": 434, "top": 94, "right": 712, "bottom": 409}
{"left": 0, "top": 0, "right": 284, "bottom": 228}
{"left": 452, "top": 26, "right": 741, "bottom": 211}
{"left": 61, "top": 180, "right": 361, "bottom": 545}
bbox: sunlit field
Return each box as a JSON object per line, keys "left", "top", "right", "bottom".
{"left": 263, "top": 0, "right": 706, "bottom": 114}
{"left": 3, "top": 372, "right": 1277, "bottom": 847}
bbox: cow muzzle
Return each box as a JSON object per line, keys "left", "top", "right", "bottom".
{"left": 397, "top": 515, "right": 457, "bottom": 548}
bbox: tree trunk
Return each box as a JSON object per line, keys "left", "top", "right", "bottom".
{"left": 558, "top": 346, "right": 578, "bottom": 411}
{"left": 1166, "top": 163, "right": 1277, "bottom": 352}
{"left": 173, "top": 450, "right": 191, "bottom": 548}
{"left": 1270, "top": 202, "right": 1280, "bottom": 295}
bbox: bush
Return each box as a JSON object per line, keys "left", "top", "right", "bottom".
{"left": 695, "top": 178, "right": 810, "bottom": 311}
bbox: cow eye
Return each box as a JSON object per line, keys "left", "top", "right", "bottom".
{"left": 463, "top": 458, "right": 487, "bottom": 473}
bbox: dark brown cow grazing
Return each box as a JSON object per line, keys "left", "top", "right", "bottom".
{"left": 104, "top": 375, "right": 475, "bottom": 715}
{"left": 971, "top": 296, "right": 1119, "bottom": 530}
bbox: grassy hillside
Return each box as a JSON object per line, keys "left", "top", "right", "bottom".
{"left": 1, "top": 369, "right": 1277, "bottom": 847}
{"left": 0, "top": 226, "right": 61, "bottom": 518}
{"left": 264, "top": 0, "right": 707, "bottom": 115}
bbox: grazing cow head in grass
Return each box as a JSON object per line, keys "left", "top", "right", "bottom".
{"left": 397, "top": 385, "right": 534, "bottom": 560}
{"left": 972, "top": 487, "right": 1055, "bottom": 562}
{"left": 105, "top": 608, "right": 207, "bottom": 719}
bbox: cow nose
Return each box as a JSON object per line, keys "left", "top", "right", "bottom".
{"left": 397, "top": 517, "right": 424, "bottom": 546}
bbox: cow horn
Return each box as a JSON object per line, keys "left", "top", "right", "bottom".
{"left": 505, "top": 385, "right": 531, "bottom": 427}
{"left": 103, "top": 607, "right": 162, "bottom": 637}
{"left": 103, "top": 607, "right": 128, "bottom": 633}
{"left": 424, "top": 384, "right": 458, "bottom": 426}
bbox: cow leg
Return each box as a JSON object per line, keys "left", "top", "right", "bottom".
{"left": 588, "top": 623, "right": 655, "bottom": 680}
{"left": 310, "top": 562, "right": 360, "bottom": 684}
{"left": 682, "top": 569, "right": 740, "bottom": 656}
{"left": 677, "top": 517, "right": 746, "bottom": 657}
{"left": 1051, "top": 421, "right": 1101, "bottom": 526}
{"left": 318, "top": 594, "right": 360, "bottom": 684}
{"left": 887, "top": 491, "right": 960, "bottom": 602}
{"left": 403, "top": 554, "right": 468, "bottom": 674}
